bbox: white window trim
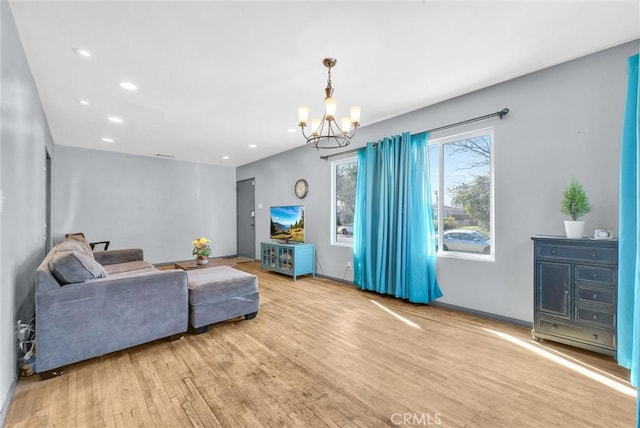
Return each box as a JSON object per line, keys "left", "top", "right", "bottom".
{"left": 331, "top": 156, "right": 357, "bottom": 247}
{"left": 430, "top": 126, "right": 495, "bottom": 262}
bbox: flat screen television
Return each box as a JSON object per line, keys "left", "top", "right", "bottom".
{"left": 270, "top": 205, "right": 305, "bottom": 243}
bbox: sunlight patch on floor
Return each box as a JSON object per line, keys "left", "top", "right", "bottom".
{"left": 371, "top": 300, "right": 422, "bottom": 329}
{"left": 483, "top": 328, "right": 637, "bottom": 398}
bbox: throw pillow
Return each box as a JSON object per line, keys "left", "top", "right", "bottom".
{"left": 49, "top": 250, "right": 108, "bottom": 285}
{"left": 64, "top": 234, "right": 94, "bottom": 258}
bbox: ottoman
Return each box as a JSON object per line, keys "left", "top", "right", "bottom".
{"left": 187, "top": 266, "right": 259, "bottom": 333}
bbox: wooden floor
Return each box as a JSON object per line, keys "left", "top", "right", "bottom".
{"left": 6, "top": 262, "right": 635, "bottom": 427}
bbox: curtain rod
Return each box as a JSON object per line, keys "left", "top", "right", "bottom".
{"left": 319, "top": 107, "right": 510, "bottom": 160}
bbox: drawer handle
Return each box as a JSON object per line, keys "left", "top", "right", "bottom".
{"left": 592, "top": 333, "right": 598, "bottom": 340}
{"left": 593, "top": 273, "right": 599, "bottom": 279}
{"left": 551, "top": 249, "right": 557, "bottom": 254}
{"left": 552, "top": 324, "right": 558, "bottom": 330}
{"left": 592, "top": 253, "right": 597, "bottom": 258}
{"left": 593, "top": 293, "right": 598, "bottom": 300}
{"left": 564, "top": 290, "right": 569, "bottom": 295}
{"left": 592, "top": 314, "right": 598, "bottom": 320}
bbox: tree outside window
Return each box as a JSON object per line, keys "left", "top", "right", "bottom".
{"left": 430, "top": 128, "right": 494, "bottom": 259}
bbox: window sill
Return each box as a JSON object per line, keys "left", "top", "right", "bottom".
{"left": 437, "top": 251, "right": 495, "bottom": 262}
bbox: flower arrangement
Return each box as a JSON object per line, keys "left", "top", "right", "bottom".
{"left": 192, "top": 237, "right": 211, "bottom": 258}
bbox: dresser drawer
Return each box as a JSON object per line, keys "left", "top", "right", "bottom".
{"left": 575, "top": 265, "right": 615, "bottom": 285}
{"left": 576, "top": 307, "right": 616, "bottom": 328}
{"left": 537, "top": 244, "right": 616, "bottom": 264}
{"left": 576, "top": 286, "right": 615, "bottom": 305}
{"left": 538, "top": 319, "right": 615, "bottom": 349}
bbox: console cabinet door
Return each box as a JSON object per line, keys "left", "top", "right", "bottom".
{"left": 537, "top": 261, "right": 570, "bottom": 319}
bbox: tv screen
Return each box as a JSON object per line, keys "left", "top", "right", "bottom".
{"left": 270, "top": 205, "right": 305, "bottom": 243}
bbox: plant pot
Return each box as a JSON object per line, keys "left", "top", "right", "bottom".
{"left": 196, "top": 256, "right": 209, "bottom": 265}
{"left": 564, "top": 220, "right": 585, "bottom": 239}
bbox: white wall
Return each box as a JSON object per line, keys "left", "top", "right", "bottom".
{"left": 53, "top": 146, "right": 237, "bottom": 263}
{"left": 0, "top": 2, "right": 55, "bottom": 423}
{"left": 238, "top": 40, "right": 640, "bottom": 323}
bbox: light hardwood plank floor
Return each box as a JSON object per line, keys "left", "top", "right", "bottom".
{"left": 5, "top": 262, "right": 635, "bottom": 427}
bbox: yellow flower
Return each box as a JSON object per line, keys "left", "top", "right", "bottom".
{"left": 192, "top": 237, "right": 212, "bottom": 257}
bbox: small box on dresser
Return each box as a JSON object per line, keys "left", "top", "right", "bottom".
{"left": 531, "top": 235, "right": 618, "bottom": 357}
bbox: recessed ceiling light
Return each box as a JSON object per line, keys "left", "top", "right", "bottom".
{"left": 80, "top": 100, "right": 89, "bottom": 106}
{"left": 287, "top": 128, "right": 296, "bottom": 133}
{"left": 119, "top": 81, "right": 138, "bottom": 91}
{"left": 73, "top": 47, "right": 92, "bottom": 58}
{"left": 108, "top": 116, "right": 124, "bottom": 124}
{"left": 222, "top": 156, "right": 230, "bottom": 160}
{"left": 101, "top": 137, "right": 114, "bottom": 143}
{"left": 248, "top": 144, "right": 257, "bottom": 148}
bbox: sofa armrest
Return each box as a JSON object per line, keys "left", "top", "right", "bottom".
{"left": 94, "top": 248, "right": 143, "bottom": 265}
{"left": 35, "top": 269, "right": 188, "bottom": 372}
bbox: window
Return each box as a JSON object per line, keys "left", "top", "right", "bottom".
{"left": 331, "top": 157, "right": 358, "bottom": 246}
{"left": 429, "top": 127, "right": 494, "bottom": 260}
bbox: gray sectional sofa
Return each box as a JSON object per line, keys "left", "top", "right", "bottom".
{"left": 35, "top": 236, "right": 188, "bottom": 375}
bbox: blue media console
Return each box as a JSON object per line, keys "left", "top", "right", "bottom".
{"left": 260, "top": 242, "right": 315, "bottom": 281}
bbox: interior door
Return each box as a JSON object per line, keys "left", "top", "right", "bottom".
{"left": 236, "top": 178, "right": 255, "bottom": 259}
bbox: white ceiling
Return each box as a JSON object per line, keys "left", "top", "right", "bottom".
{"left": 9, "top": 1, "right": 640, "bottom": 167}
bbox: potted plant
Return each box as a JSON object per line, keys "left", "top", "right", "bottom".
{"left": 560, "top": 178, "right": 591, "bottom": 238}
{"left": 192, "top": 237, "right": 212, "bottom": 265}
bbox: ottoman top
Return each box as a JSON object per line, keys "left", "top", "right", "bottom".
{"left": 187, "top": 266, "right": 258, "bottom": 306}
{"left": 186, "top": 265, "right": 256, "bottom": 290}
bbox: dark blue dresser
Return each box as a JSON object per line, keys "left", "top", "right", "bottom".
{"left": 531, "top": 235, "right": 618, "bottom": 356}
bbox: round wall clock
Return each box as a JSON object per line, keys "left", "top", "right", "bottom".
{"left": 295, "top": 179, "right": 309, "bottom": 199}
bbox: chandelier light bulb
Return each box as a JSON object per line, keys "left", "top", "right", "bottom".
{"left": 311, "top": 118, "right": 322, "bottom": 135}
{"left": 324, "top": 97, "right": 337, "bottom": 121}
{"left": 350, "top": 106, "right": 361, "bottom": 126}
{"left": 341, "top": 117, "right": 352, "bottom": 134}
{"left": 298, "top": 106, "right": 309, "bottom": 126}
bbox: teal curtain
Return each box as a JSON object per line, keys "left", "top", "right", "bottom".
{"left": 353, "top": 131, "right": 442, "bottom": 303}
{"left": 618, "top": 53, "right": 640, "bottom": 426}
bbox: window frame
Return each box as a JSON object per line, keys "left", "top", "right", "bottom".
{"left": 430, "top": 127, "right": 495, "bottom": 262}
{"left": 331, "top": 156, "right": 358, "bottom": 247}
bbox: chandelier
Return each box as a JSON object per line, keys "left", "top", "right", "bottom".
{"left": 298, "top": 58, "right": 361, "bottom": 149}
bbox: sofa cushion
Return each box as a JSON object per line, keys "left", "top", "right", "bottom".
{"left": 65, "top": 234, "right": 95, "bottom": 257}
{"left": 57, "top": 238, "right": 94, "bottom": 259}
{"left": 48, "top": 250, "right": 108, "bottom": 285}
{"left": 104, "top": 260, "right": 157, "bottom": 276}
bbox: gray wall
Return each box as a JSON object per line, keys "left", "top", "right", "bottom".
{"left": 238, "top": 40, "right": 639, "bottom": 323}
{"left": 53, "top": 146, "right": 237, "bottom": 264}
{"left": 0, "top": 1, "right": 55, "bottom": 423}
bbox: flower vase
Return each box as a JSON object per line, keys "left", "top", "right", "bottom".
{"left": 196, "top": 256, "right": 209, "bottom": 266}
